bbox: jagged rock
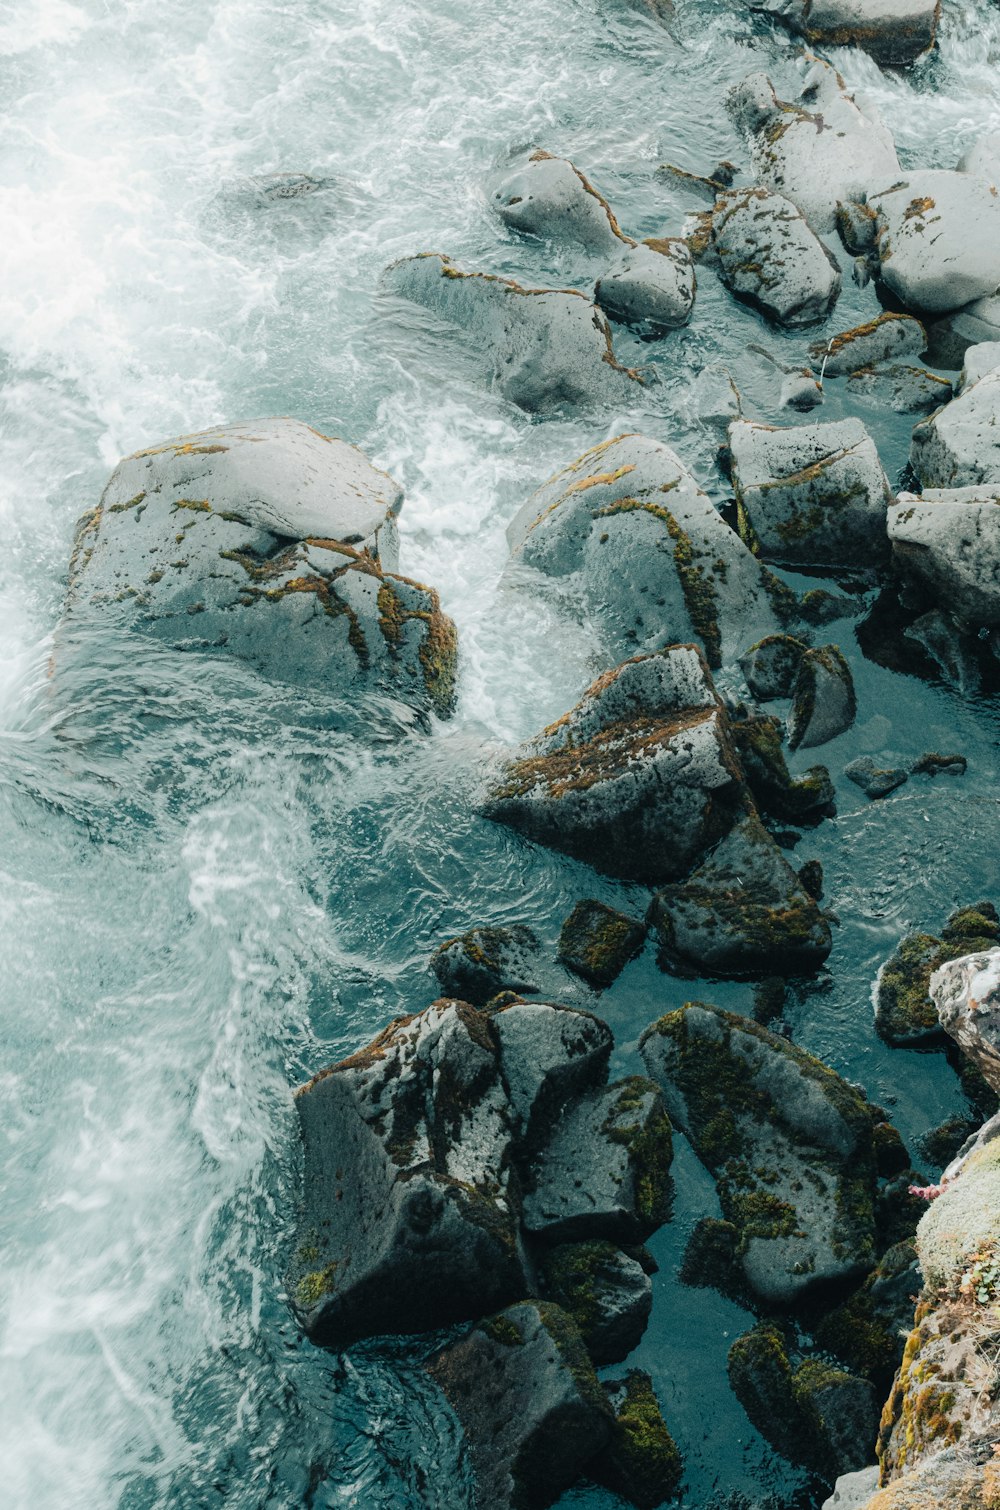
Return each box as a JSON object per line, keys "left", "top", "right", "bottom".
{"left": 788, "top": 644, "right": 856, "bottom": 749}
{"left": 428, "top": 1300, "right": 613, "bottom": 1510}
{"left": 521, "top": 1077, "right": 673, "bottom": 1244}
{"left": 729, "top": 713, "right": 836, "bottom": 824}
{"left": 483, "top": 647, "right": 745, "bottom": 883}
{"left": 847, "top": 363, "right": 951, "bottom": 415}
{"left": 538, "top": 1242, "right": 652, "bottom": 1364}
{"left": 754, "top": 0, "right": 939, "bottom": 65}
{"left": 505, "top": 433, "right": 785, "bottom": 669}
{"left": 592, "top": 1371, "right": 683, "bottom": 1510}
{"left": 730, "top": 416, "right": 892, "bottom": 567}
{"left": 916, "top": 1115, "right": 979, "bottom": 1170}
{"left": 813, "top": 1240, "right": 921, "bottom": 1390}
{"left": 931, "top": 946, "right": 1000, "bottom": 1093}
{"left": 909, "top": 369, "right": 1000, "bottom": 487}
{"left": 651, "top": 813, "right": 832, "bottom": 978}
{"left": 889, "top": 489, "right": 1000, "bottom": 625}
{"left": 429, "top": 925, "right": 545, "bottom": 1006}
{"left": 844, "top": 755, "right": 908, "bottom": 799}
{"left": 640, "top": 1003, "right": 877, "bottom": 1304}
{"left": 874, "top": 906, "right": 1000, "bottom": 1048}
{"left": 959, "top": 340, "right": 1000, "bottom": 390}
{"left": 870, "top": 172, "right": 1000, "bottom": 316}
{"left": 727, "top": 61, "right": 900, "bottom": 231}
{"left": 595, "top": 238, "right": 696, "bottom": 335}
{"left": 738, "top": 633, "right": 807, "bottom": 699}
{"left": 712, "top": 186, "right": 841, "bottom": 325}
{"left": 64, "top": 418, "right": 458, "bottom": 715}
{"left": 381, "top": 253, "right": 641, "bottom": 413}
{"left": 958, "top": 132, "right": 1000, "bottom": 179}
{"left": 925, "top": 290, "right": 1000, "bottom": 369}
{"left": 493, "top": 149, "right": 625, "bottom": 257}
{"left": 491, "top": 1000, "right": 613, "bottom": 1144}
{"left": 557, "top": 901, "right": 646, "bottom": 989}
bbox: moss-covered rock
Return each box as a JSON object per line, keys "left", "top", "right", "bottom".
{"left": 788, "top": 645, "right": 857, "bottom": 750}
{"left": 593, "top": 1370, "right": 683, "bottom": 1508}
{"left": 712, "top": 186, "right": 842, "bottom": 327}
{"left": 813, "top": 1241, "right": 921, "bottom": 1392}
{"left": 729, "top": 713, "right": 835, "bottom": 825}
{"left": 430, "top": 924, "right": 543, "bottom": 1006}
{"left": 557, "top": 900, "right": 646, "bottom": 989}
{"left": 538, "top": 1241, "right": 652, "bottom": 1364}
{"left": 738, "top": 633, "right": 807, "bottom": 700}
{"left": 845, "top": 756, "right": 909, "bottom": 801}
{"left": 875, "top": 906, "right": 1000, "bottom": 1048}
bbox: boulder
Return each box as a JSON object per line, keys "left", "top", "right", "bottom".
{"left": 846, "top": 364, "right": 952, "bottom": 415}
{"left": 753, "top": 0, "right": 940, "bottom": 65}
{"left": 490, "top": 1000, "right": 613, "bottom": 1145}
{"left": 65, "top": 419, "right": 458, "bottom": 715}
{"left": 813, "top": 1239, "right": 921, "bottom": 1390}
{"left": 687, "top": 363, "right": 742, "bottom": 429}
{"left": 592, "top": 1371, "right": 683, "bottom": 1509}
{"left": 958, "top": 132, "right": 1000, "bottom": 179}
{"left": 657, "top": 161, "right": 732, "bottom": 202}
{"left": 538, "top": 1241, "right": 653, "bottom": 1364}
{"left": 845, "top": 755, "right": 908, "bottom": 799}
{"left": 427, "top": 1300, "right": 613, "bottom": 1510}
{"left": 821, "top": 1467, "right": 880, "bottom": 1510}
{"left": 640, "top": 1003, "right": 877, "bottom": 1304}
{"left": 874, "top": 906, "right": 1000, "bottom": 1048}
{"left": 960, "top": 340, "right": 1000, "bottom": 389}
{"left": 712, "top": 186, "right": 841, "bottom": 325}
{"left": 780, "top": 369, "right": 824, "bottom": 411}
{"left": 788, "top": 645, "right": 856, "bottom": 749}
{"left": 870, "top": 172, "right": 1000, "bottom": 316}
{"left": 911, "top": 751, "right": 967, "bottom": 777}
{"left": 595, "top": 238, "right": 696, "bottom": 336}
{"left": 730, "top": 416, "right": 892, "bottom": 567}
{"left": 493, "top": 149, "right": 625, "bottom": 257}
{"left": 738, "top": 633, "right": 807, "bottom": 699}
{"left": 482, "top": 647, "right": 745, "bottom": 884}
{"left": 888, "top": 489, "right": 1000, "bottom": 626}
{"left": 862, "top": 1434, "right": 1000, "bottom": 1510}
{"left": 557, "top": 901, "right": 646, "bottom": 989}
{"left": 727, "top": 62, "right": 900, "bottom": 232}
{"left": 728, "top": 713, "right": 836, "bottom": 824}
{"left": 924, "top": 291, "right": 1000, "bottom": 369}
{"left": 909, "top": 369, "right": 1000, "bottom": 488}
{"left": 381, "top": 253, "right": 641, "bottom": 413}
{"left": 930, "top": 946, "right": 1000, "bottom": 1093}
{"left": 429, "top": 924, "right": 545, "bottom": 1005}
{"left": 650, "top": 813, "right": 832, "bottom": 977}
{"left": 505, "top": 433, "right": 786, "bottom": 669}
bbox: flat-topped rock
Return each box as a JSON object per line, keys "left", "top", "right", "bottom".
{"left": 871, "top": 171, "right": 1000, "bottom": 316}
{"left": 753, "top": 0, "right": 940, "bottom": 65}
{"left": 712, "top": 186, "right": 841, "bottom": 326}
{"left": 910, "top": 368, "right": 1000, "bottom": 488}
{"left": 846, "top": 363, "right": 952, "bottom": 415}
{"left": 493, "top": 149, "right": 626, "bottom": 257}
{"left": 811, "top": 314, "right": 926, "bottom": 378}
{"left": 729, "top": 712, "right": 836, "bottom": 824}
{"left": 506, "top": 433, "right": 786, "bottom": 668}
{"left": 889, "top": 489, "right": 1000, "bottom": 627}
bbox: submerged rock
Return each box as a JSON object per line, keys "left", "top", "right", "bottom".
{"left": 846, "top": 363, "right": 952, "bottom": 416}
{"left": 727, "top": 61, "right": 899, "bottom": 232}
{"left": 810, "top": 315, "right": 926, "bottom": 380}
{"left": 381, "top": 253, "right": 641, "bottom": 413}
{"left": 730, "top": 416, "right": 892, "bottom": 567}
{"left": 538, "top": 1241, "right": 652, "bottom": 1364}
{"left": 924, "top": 290, "right": 1000, "bottom": 370}
{"left": 593, "top": 1371, "right": 683, "bottom": 1509}
{"left": 506, "top": 433, "right": 785, "bottom": 669}
{"left": 871, "top": 172, "right": 1000, "bottom": 317}
{"left": 909, "top": 369, "right": 1000, "bottom": 488}
{"left": 557, "top": 901, "right": 646, "bottom": 989}
{"left": 640, "top": 1003, "right": 877, "bottom": 1304}
{"left": 888, "top": 488, "right": 1000, "bottom": 626}
{"left": 753, "top": 0, "right": 939, "bottom": 65}
{"left": 429, "top": 924, "right": 544, "bottom": 1005}
{"left": 712, "top": 186, "right": 841, "bottom": 326}
{"left": 788, "top": 645, "right": 857, "bottom": 749}
{"left": 845, "top": 755, "right": 908, "bottom": 800}
{"left": 65, "top": 418, "right": 458, "bottom": 715}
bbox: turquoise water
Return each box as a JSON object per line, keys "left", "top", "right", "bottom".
{"left": 2, "top": 2, "right": 1000, "bottom": 1506}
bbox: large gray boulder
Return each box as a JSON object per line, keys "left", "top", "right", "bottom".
{"left": 958, "top": 132, "right": 1000, "bottom": 180}
{"left": 380, "top": 253, "right": 642, "bottom": 413}
{"left": 753, "top": 0, "right": 940, "bottom": 65}
{"left": 493, "top": 149, "right": 625, "bottom": 257}
{"left": 909, "top": 368, "right": 1000, "bottom": 488}
{"left": 65, "top": 418, "right": 458, "bottom": 715}
{"left": 727, "top": 61, "right": 899, "bottom": 232}
{"left": 482, "top": 646, "right": 745, "bottom": 884}
{"left": 871, "top": 171, "right": 1000, "bottom": 316}
{"left": 712, "top": 186, "right": 841, "bottom": 326}
{"left": 729, "top": 416, "right": 892, "bottom": 566}
{"left": 930, "top": 948, "right": 1000, "bottom": 1095}
{"left": 959, "top": 341, "right": 1000, "bottom": 390}
{"left": 640, "top": 1003, "right": 878, "bottom": 1305}
{"left": 505, "top": 433, "right": 786, "bottom": 668}
{"left": 809, "top": 313, "right": 925, "bottom": 378}
{"left": 888, "top": 489, "right": 1000, "bottom": 626}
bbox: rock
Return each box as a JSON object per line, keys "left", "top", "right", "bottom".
{"left": 875, "top": 907, "right": 1000, "bottom": 1048}
{"left": 925, "top": 291, "right": 1000, "bottom": 370}
{"left": 505, "top": 433, "right": 785, "bottom": 669}
{"left": 727, "top": 61, "right": 900, "bottom": 231}
{"left": 813, "top": 1240, "right": 921, "bottom": 1390}
{"left": 871, "top": 172, "right": 1000, "bottom": 316}
{"left": 482, "top": 646, "right": 746, "bottom": 884}
{"left": 727, "top": 1323, "right": 807, "bottom": 1462}
{"left": 429, "top": 925, "right": 544, "bottom": 1006}
{"left": 836, "top": 200, "right": 879, "bottom": 255}
{"left": 754, "top": 0, "right": 939, "bottom": 65}
{"left": 427, "top": 1300, "right": 613, "bottom": 1510}
{"left": 381, "top": 253, "right": 641, "bottom": 413}
{"left": 688, "top": 363, "right": 742, "bottom": 429}
{"left": 800, "top": 587, "right": 861, "bottom": 625}
{"left": 780, "top": 369, "right": 824, "bottom": 411}
{"left": 958, "top": 132, "right": 1000, "bottom": 179}
{"left": 491, "top": 1000, "right": 613, "bottom": 1144}
{"left": 798, "top": 857, "right": 824, "bottom": 901}
{"left": 753, "top": 976, "right": 787, "bottom": 1025}
{"left": 521, "top": 1076, "right": 673, "bottom": 1245}
{"left": 902, "top": 609, "right": 986, "bottom": 695}
{"left": 931, "top": 946, "right": 1000, "bottom": 1093}
{"left": 796, "top": 1361, "right": 879, "bottom": 1478}
{"left": 592, "top": 1371, "right": 683, "bottom": 1509}
{"left": 911, "top": 751, "right": 967, "bottom": 777}
{"left": 864, "top": 1433, "right": 1000, "bottom": 1510}
{"left": 712, "top": 186, "right": 842, "bottom": 326}
{"left": 557, "top": 901, "right": 646, "bottom": 989}
{"left": 538, "top": 1241, "right": 652, "bottom": 1364}
{"left": 640, "top": 1003, "right": 877, "bottom": 1305}
{"left": 888, "top": 489, "right": 1000, "bottom": 626}
{"left": 844, "top": 755, "right": 908, "bottom": 799}
{"left": 65, "top": 419, "right": 459, "bottom": 715}
{"left": 651, "top": 812, "right": 832, "bottom": 977}
{"left": 821, "top": 1466, "right": 880, "bottom": 1510}
{"left": 738, "top": 633, "right": 807, "bottom": 699}
{"left": 493, "top": 149, "right": 625, "bottom": 257}
{"left": 959, "top": 340, "right": 1000, "bottom": 390}
{"left": 909, "top": 369, "right": 1000, "bottom": 488}
{"left": 730, "top": 416, "right": 892, "bottom": 567}
{"left": 657, "top": 161, "right": 731, "bottom": 202}
{"left": 916, "top": 1115, "right": 979, "bottom": 1170}
{"left": 788, "top": 644, "right": 856, "bottom": 749}
{"left": 595, "top": 238, "right": 696, "bottom": 336}
{"left": 847, "top": 364, "right": 952, "bottom": 415}
{"left": 729, "top": 713, "right": 836, "bottom": 824}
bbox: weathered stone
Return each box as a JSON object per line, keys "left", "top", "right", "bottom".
{"left": 381, "top": 253, "right": 641, "bottom": 413}
{"left": 428, "top": 1300, "right": 613, "bottom": 1510}
{"left": 959, "top": 340, "right": 1000, "bottom": 390}
{"left": 730, "top": 416, "right": 892, "bottom": 567}
{"left": 640, "top": 1003, "right": 877, "bottom": 1305}
{"left": 506, "top": 433, "right": 784, "bottom": 669}
{"left": 491, "top": 1000, "right": 613, "bottom": 1146}
{"left": 846, "top": 363, "right": 952, "bottom": 415}
{"left": 788, "top": 644, "right": 856, "bottom": 749}
{"left": 754, "top": 0, "right": 940, "bottom": 65}
{"left": 727, "top": 61, "right": 900, "bottom": 231}
{"left": 593, "top": 1371, "right": 683, "bottom": 1510}
{"left": 729, "top": 713, "right": 836, "bottom": 824}
{"left": 821, "top": 1466, "right": 880, "bottom": 1510}
{"left": 738, "top": 633, "right": 807, "bottom": 699}
{"left": 909, "top": 369, "right": 1000, "bottom": 488}
{"left": 650, "top": 814, "right": 832, "bottom": 978}
{"left": 836, "top": 200, "right": 879, "bottom": 255}
{"left": 493, "top": 149, "right": 625, "bottom": 257}
{"left": 863, "top": 1434, "right": 1000, "bottom": 1510}
{"left": 483, "top": 647, "right": 745, "bottom": 884}
{"left": 889, "top": 489, "right": 1000, "bottom": 626}
{"left": 657, "top": 161, "right": 731, "bottom": 202}
{"left": 875, "top": 908, "right": 999, "bottom": 1048}
{"left": 595, "top": 238, "right": 696, "bottom": 336}
{"left": 845, "top": 755, "right": 908, "bottom": 799}
{"left": 712, "top": 186, "right": 841, "bottom": 326}
{"left": 538, "top": 1241, "right": 652, "bottom": 1364}
{"left": 911, "top": 751, "right": 967, "bottom": 777}
{"left": 557, "top": 901, "right": 646, "bottom": 989}
{"left": 958, "top": 132, "right": 1000, "bottom": 179}
{"left": 780, "top": 368, "right": 824, "bottom": 411}
{"left": 429, "top": 925, "right": 544, "bottom": 1006}
{"left": 65, "top": 419, "right": 458, "bottom": 716}
{"left": 931, "top": 946, "right": 1000, "bottom": 1094}
{"left": 871, "top": 172, "right": 1000, "bottom": 316}
{"left": 522, "top": 1077, "right": 673, "bottom": 1245}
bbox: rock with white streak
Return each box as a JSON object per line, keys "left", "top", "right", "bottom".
{"left": 810, "top": 313, "right": 925, "bottom": 378}
{"left": 712, "top": 186, "right": 841, "bottom": 326}
{"left": 871, "top": 172, "right": 1000, "bottom": 317}
{"left": 889, "top": 489, "right": 1000, "bottom": 627}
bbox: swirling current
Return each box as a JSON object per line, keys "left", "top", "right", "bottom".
{"left": 2, "top": 2, "right": 1000, "bottom": 1507}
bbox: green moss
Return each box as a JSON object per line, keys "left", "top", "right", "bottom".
{"left": 480, "top": 1312, "right": 525, "bottom": 1347}
{"left": 557, "top": 899, "right": 645, "bottom": 988}
{"left": 295, "top": 1262, "right": 339, "bottom": 1309}
{"left": 595, "top": 1370, "right": 682, "bottom": 1509}
{"left": 876, "top": 906, "right": 998, "bottom": 1047}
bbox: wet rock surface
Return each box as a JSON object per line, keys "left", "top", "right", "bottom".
{"left": 874, "top": 904, "right": 1000, "bottom": 1049}
{"left": 871, "top": 171, "right": 1000, "bottom": 317}
{"left": 593, "top": 1370, "right": 683, "bottom": 1509}
{"left": 909, "top": 368, "right": 1000, "bottom": 488}
{"left": 788, "top": 644, "right": 857, "bottom": 749}
{"left": 429, "top": 924, "right": 545, "bottom": 1005}
{"left": 595, "top": 237, "right": 696, "bottom": 336}
{"left": 753, "top": 0, "right": 940, "bottom": 65}
{"left": 889, "top": 487, "right": 1000, "bottom": 626}
{"left": 712, "top": 186, "right": 842, "bottom": 327}
{"left": 537, "top": 1241, "right": 653, "bottom": 1363}
{"left": 811, "top": 315, "right": 926, "bottom": 379}
{"left": 557, "top": 900, "right": 646, "bottom": 988}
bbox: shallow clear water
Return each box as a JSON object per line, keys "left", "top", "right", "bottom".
{"left": 3, "top": 2, "right": 1000, "bottom": 1507}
